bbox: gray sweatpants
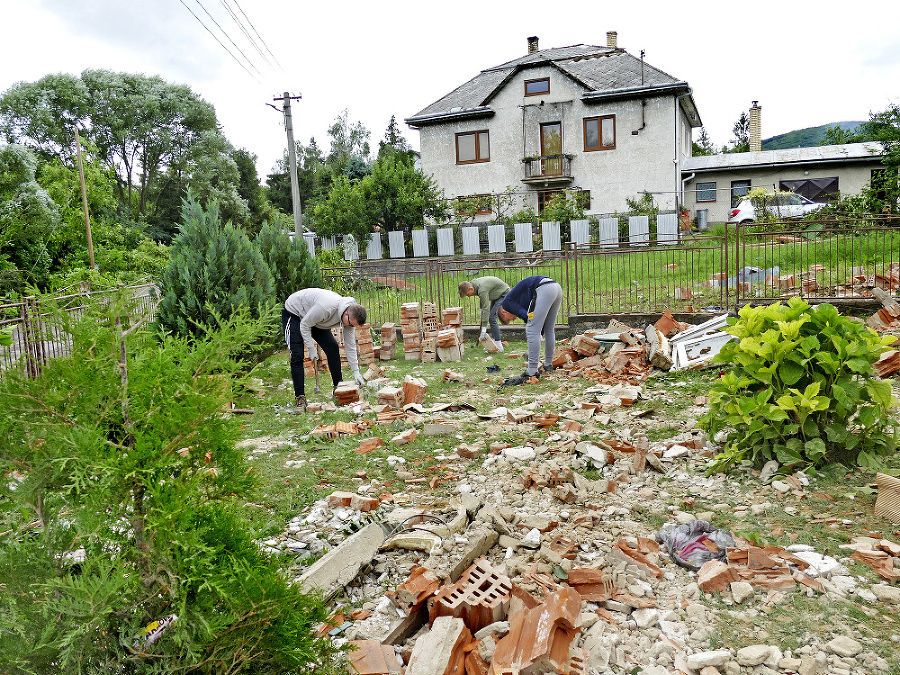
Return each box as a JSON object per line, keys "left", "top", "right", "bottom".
{"left": 525, "top": 281, "right": 562, "bottom": 375}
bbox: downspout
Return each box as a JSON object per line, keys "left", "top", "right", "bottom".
{"left": 674, "top": 88, "right": 692, "bottom": 213}
{"left": 681, "top": 172, "right": 695, "bottom": 209}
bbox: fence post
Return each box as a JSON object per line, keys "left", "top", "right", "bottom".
{"left": 21, "top": 296, "right": 43, "bottom": 378}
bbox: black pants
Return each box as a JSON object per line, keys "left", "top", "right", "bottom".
{"left": 282, "top": 309, "right": 342, "bottom": 396}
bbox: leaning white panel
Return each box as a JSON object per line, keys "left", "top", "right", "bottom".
{"left": 488, "top": 224, "right": 506, "bottom": 253}
{"left": 461, "top": 226, "right": 480, "bottom": 255}
{"left": 436, "top": 228, "right": 454, "bottom": 256}
{"left": 411, "top": 229, "right": 429, "bottom": 257}
{"left": 597, "top": 217, "right": 618, "bottom": 248}
{"left": 542, "top": 221, "right": 561, "bottom": 251}
{"left": 366, "top": 232, "right": 383, "bottom": 260}
{"left": 657, "top": 213, "right": 679, "bottom": 245}
{"left": 628, "top": 216, "right": 650, "bottom": 247}
{"left": 388, "top": 230, "right": 405, "bottom": 258}
{"left": 343, "top": 234, "right": 359, "bottom": 260}
{"left": 514, "top": 222, "right": 533, "bottom": 253}
{"left": 302, "top": 232, "right": 316, "bottom": 257}
{"left": 571, "top": 219, "right": 590, "bottom": 247}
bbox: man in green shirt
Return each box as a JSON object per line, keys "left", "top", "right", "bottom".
{"left": 458, "top": 276, "right": 510, "bottom": 352}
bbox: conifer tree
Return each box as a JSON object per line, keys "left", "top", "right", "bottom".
{"left": 156, "top": 194, "right": 275, "bottom": 338}
{"left": 253, "top": 221, "right": 323, "bottom": 301}
{"left": 0, "top": 293, "right": 336, "bottom": 672}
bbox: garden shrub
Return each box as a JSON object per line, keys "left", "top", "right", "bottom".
{"left": 253, "top": 221, "right": 322, "bottom": 302}
{"left": 0, "top": 294, "right": 337, "bottom": 673}
{"left": 700, "top": 298, "right": 898, "bottom": 473}
{"left": 155, "top": 195, "right": 275, "bottom": 339}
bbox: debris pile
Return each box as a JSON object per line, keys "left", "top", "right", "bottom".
{"left": 252, "top": 415, "right": 897, "bottom": 675}
{"left": 553, "top": 312, "right": 731, "bottom": 381}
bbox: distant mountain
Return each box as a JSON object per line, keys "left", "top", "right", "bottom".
{"left": 761, "top": 121, "right": 864, "bottom": 150}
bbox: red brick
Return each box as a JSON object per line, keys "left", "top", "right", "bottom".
{"left": 698, "top": 560, "right": 739, "bottom": 592}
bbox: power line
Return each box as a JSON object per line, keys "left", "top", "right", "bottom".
{"left": 230, "top": 0, "right": 284, "bottom": 72}
{"left": 178, "top": 0, "right": 261, "bottom": 83}
{"left": 189, "top": 0, "right": 264, "bottom": 78}
{"left": 217, "top": 0, "right": 273, "bottom": 70}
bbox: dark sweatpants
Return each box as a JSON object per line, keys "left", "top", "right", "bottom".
{"left": 282, "top": 309, "right": 342, "bottom": 396}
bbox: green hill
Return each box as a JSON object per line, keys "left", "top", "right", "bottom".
{"left": 761, "top": 121, "right": 864, "bottom": 150}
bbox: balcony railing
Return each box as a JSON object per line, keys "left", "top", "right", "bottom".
{"left": 521, "top": 154, "right": 574, "bottom": 184}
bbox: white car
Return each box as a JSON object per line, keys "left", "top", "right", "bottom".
{"left": 728, "top": 193, "right": 824, "bottom": 224}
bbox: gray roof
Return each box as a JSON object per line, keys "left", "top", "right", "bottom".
{"left": 682, "top": 142, "right": 883, "bottom": 173}
{"left": 406, "top": 44, "right": 697, "bottom": 126}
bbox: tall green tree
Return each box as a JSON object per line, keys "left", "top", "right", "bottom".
{"left": 155, "top": 195, "right": 274, "bottom": 339}
{"left": 326, "top": 109, "right": 371, "bottom": 179}
{"left": 0, "top": 144, "right": 59, "bottom": 290}
{"left": 725, "top": 111, "right": 750, "bottom": 153}
{"left": 0, "top": 293, "right": 336, "bottom": 672}
{"left": 362, "top": 152, "right": 446, "bottom": 232}
{"left": 0, "top": 70, "right": 242, "bottom": 237}
{"left": 377, "top": 115, "right": 414, "bottom": 161}
{"left": 253, "top": 221, "right": 322, "bottom": 301}
{"left": 692, "top": 127, "right": 719, "bottom": 156}
{"left": 265, "top": 138, "right": 331, "bottom": 219}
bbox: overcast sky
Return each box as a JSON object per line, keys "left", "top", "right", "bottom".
{"left": 3, "top": 0, "right": 898, "bottom": 180}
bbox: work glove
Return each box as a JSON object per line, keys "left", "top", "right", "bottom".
{"left": 352, "top": 370, "right": 366, "bottom": 387}
{"left": 494, "top": 339, "right": 504, "bottom": 352}
{"left": 479, "top": 327, "right": 488, "bottom": 341}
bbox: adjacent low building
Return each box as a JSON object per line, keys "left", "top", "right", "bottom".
{"left": 682, "top": 141, "right": 886, "bottom": 225}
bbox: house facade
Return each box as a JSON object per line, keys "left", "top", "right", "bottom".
{"left": 405, "top": 34, "right": 701, "bottom": 220}
{"left": 681, "top": 142, "right": 887, "bottom": 224}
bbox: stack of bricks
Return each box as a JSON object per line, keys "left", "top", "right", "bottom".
{"left": 333, "top": 382, "right": 361, "bottom": 406}
{"left": 331, "top": 326, "right": 349, "bottom": 369}
{"left": 376, "top": 385, "right": 404, "bottom": 409}
{"left": 420, "top": 333, "right": 437, "bottom": 363}
{"left": 354, "top": 323, "right": 375, "bottom": 366}
{"left": 303, "top": 344, "right": 329, "bottom": 377}
{"left": 436, "top": 328, "right": 462, "bottom": 362}
{"left": 400, "top": 302, "right": 422, "bottom": 361}
{"left": 379, "top": 323, "right": 397, "bottom": 361}
{"left": 422, "top": 302, "right": 439, "bottom": 332}
{"left": 442, "top": 306, "right": 465, "bottom": 352}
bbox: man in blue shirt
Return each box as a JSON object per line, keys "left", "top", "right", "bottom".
{"left": 497, "top": 275, "right": 562, "bottom": 385}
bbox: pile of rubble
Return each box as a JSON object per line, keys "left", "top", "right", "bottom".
{"left": 253, "top": 417, "right": 899, "bottom": 675}
{"left": 551, "top": 311, "right": 732, "bottom": 380}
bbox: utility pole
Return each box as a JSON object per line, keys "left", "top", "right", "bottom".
{"left": 275, "top": 92, "right": 303, "bottom": 238}
{"left": 73, "top": 128, "right": 96, "bottom": 269}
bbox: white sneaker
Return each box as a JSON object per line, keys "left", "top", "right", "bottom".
{"left": 494, "top": 340, "right": 504, "bottom": 352}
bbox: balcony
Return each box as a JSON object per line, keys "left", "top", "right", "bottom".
{"left": 521, "top": 154, "right": 574, "bottom": 186}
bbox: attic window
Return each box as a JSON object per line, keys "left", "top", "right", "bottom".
{"left": 524, "top": 78, "right": 550, "bottom": 96}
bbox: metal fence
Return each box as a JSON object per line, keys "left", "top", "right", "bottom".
{"left": 321, "top": 216, "right": 899, "bottom": 328}
{"left": 0, "top": 281, "right": 158, "bottom": 377}
{"left": 734, "top": 219, "right": 900, "bottom": 306}
{"left": 3, "top": 217, "right": 897, "bottom": 378}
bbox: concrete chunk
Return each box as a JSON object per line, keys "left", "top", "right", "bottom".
{"left": 298, "top": 523, "right": 385, "bottom": 597}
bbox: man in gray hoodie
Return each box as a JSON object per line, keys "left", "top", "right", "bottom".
{"left": 282, "top": 288, "right": 368, "bottom": 412}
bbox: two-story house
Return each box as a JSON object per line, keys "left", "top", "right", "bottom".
{"left": 405, "top": 33, "right": 702, "bottom": 220}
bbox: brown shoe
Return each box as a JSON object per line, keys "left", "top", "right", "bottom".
{"left": 293, "top": 395, "right": 307, "bottom": 413}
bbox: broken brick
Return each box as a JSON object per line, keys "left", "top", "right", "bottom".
{"left": 430, "top": 558, "right": 512, "bottom": 633}
{"left": 698, "top": 559, "right": 739, "bottom": 592}
{"left": 491, "top": 587, "right": 581, "bottom": 674}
